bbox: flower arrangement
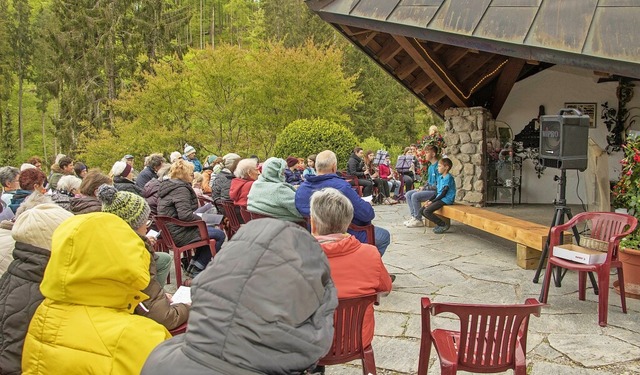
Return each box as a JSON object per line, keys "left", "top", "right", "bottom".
{"left": 416, "top": 130, "right": 447, "bottom": 176}
{"left": 612, "top": 134, "right": 640, "bottom": 249}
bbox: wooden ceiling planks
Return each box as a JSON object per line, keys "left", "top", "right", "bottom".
{"left": 490, "top": 58, "right": 527, "bottom": 117}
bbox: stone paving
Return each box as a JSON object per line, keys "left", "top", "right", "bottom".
{"left": 326, "top": 204, "right": 640, "bottom": 375}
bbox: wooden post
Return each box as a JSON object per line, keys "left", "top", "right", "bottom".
{"left": 517, "top": 244, "right": 541, "bottom": 270}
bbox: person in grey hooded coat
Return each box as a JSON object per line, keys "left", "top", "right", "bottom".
{"left": 141, "top": 218, "right": 338, "bottom": 375}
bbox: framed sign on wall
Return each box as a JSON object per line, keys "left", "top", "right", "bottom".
{"left": 564, "top": 102, "right": 597, "bottom": 128}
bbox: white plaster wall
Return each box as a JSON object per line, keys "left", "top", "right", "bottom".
{"left": 497, "top": 66, "right": 640, "bottom": 205}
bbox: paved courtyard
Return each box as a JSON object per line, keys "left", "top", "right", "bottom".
{"left": 326, "top": 204, "right": 640, "bottom": 375}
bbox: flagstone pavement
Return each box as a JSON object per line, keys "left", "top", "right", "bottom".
{"left": 325, "top": 204, "right": 640, "bottom": 375}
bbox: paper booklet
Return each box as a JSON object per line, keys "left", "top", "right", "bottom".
{"left": 171, "top": 286, "right": 192, "bottom": 305}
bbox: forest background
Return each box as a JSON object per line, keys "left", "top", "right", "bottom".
{"left": 0, "top": 0, "right": 441, "bottom": 171}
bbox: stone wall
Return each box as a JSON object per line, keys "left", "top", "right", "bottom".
{"left": 443, "top": 107, "right": 491, "bottom": 206}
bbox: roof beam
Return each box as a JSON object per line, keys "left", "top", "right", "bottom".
{"left": 395, "top": 57, "right": 419, "bottom": 80}
{"left": 411, "top": 72, "right": 433, "bottom": 93}
{"left": 490, "top": 58, "right": 526, "bottom": 117}
{"left": 393, "top": 35, "right": 468, "bottom": 107}
{"left": 358, "top": 31, "right": 379, "bottom": 47}
{"left": 378, "top": 38, "right": 403, "bottom": 64}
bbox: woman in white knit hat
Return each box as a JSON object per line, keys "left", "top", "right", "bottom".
{"left": 110, "top": 160, "right": 142, "bottom": 196}
{"left": 182, "top": 143, "right": 203, "bottom": 173}
{"left": 0, "top": 193, "right": 73, "bottom": 375}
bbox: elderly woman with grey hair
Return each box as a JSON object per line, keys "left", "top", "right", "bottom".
{"left": 51, "top": 175, "right": 82, "bottom": 212}
{"left": 311, "top": 187, "right": 392, "bottom": 358}
{"left": 0, "top": 167, "right": 20, "bottom": 209}
{"left": 229, "top": 158, "right": 259, "bottom": 207}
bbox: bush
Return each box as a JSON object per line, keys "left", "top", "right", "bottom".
{"left": 359, "top": 136, "right": 386, "bottom": 155}
{"left": 273, "top": 118, "right": 358, "bottom": 169}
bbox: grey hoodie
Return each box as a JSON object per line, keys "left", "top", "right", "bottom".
{"left": 141, "top": 218, "right": 338, "bottom": 375}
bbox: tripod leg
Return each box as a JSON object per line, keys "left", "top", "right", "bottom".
{"left": 533, "top": 212, "right": 559, "bottom": 284}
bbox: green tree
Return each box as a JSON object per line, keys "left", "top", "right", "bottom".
{"left": 273, "top": 119, "right": 358, "bottom": 169}
{"left": 1, "top": 109, "right": 16, "bottom": 165}
{"left": 261, "top": 0, "right": 334, "bottom": 48}
{"left": 10, "top": 0, "right": 33, "bottom": 151}
{"left": 0, "top": 0, "right": 13, "bottom": 138}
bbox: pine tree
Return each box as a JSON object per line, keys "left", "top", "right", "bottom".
{"left": 9, "top": 0, "right": 33, "bottom": 152}
{"left": 1, "top": 109, "right": 17, "bottom": 165}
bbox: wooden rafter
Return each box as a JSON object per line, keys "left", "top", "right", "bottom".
{"left": 411, "top": 72, "right": 433, "bottom": 93}
{"left": 395, "top": 56, "right": 419, "bottom": 80}
{"left": 393, "top": 35, "right": 468, "bottom": 107}
{"left": 358, "top": 31, "right": 379, "bottom": 47}
{"left": 444, "top": 48, "right": 470, "bottom": 69}
{"left": 490, "top": 58, "right": 526, "bottom": 117}
{"left": 378, "top": 38, "right": 403, "bottom": 64}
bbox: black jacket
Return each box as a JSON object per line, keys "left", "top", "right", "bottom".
{"left": 114, "top": 176, "right": 143, "bottom": 196}
{"left": 347, "top": 153, "right": 366, "bottom": 178}
{"left": 157, "top": 179, "right": 201, "bottom": 246}
{"left": 136, "top": 166, "right": 158, "bottom": 190}
{"left": 0, "top": 243, "right": 49, "bottom": 375}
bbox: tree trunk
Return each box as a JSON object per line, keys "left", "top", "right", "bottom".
{"left": 18, "top": 77, "right": 23, "bottom": 151}
{"left": 41, "top": 110, "right": 47, "bottom": 162}
{"left": 211, "top": 2, "right": 215, "bottom": 49}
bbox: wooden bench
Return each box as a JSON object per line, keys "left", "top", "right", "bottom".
{"left": 424, "top": 204, "right": 564, "bottom": 270}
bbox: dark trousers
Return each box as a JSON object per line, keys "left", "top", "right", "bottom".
{"left": 421, "top": 200, "right": 446, "bottom": 226}
{"left": 356, "top": 178, "right": 374, "bottom": 197}
{"left": 372, "top": 177, "right": 390, "bottom": 198}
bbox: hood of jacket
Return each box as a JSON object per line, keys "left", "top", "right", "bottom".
{"left": 258, "top": 157, "right": 286, "bottom": 184}
{"left": 158, "top": 178, "right": 191, "bottom": 200}
{"left": 69, "top": 196, "right": 102, "bottom": 215}
{"left": 142, "top": 219, "right": 337, "bottom": 375}
{"left": 40, "top": 212, "right": 150, "bottom": 313}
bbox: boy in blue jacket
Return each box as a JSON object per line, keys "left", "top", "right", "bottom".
{"left": 420, "top": 158, "right": 456, "bottom": 234}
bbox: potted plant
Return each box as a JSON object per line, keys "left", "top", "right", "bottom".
{"left": 612, "top": 134, "right": 640, "bottom": 298}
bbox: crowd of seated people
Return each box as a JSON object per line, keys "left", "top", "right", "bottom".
{"left": 0, "top": 144, "right": 411, "bottom": 374}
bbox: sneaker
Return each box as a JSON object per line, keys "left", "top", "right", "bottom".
{"left": 433, "top": 223, "right": 450, "bottom": 234}
{"left": 406, "top": 218, "right": 424, "bottom": 228}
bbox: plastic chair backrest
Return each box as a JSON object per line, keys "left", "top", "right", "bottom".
{"left": 423, "top": 297, "right": 543, "bottom": 372}
{"left": 219, "top": 199, "right": 242, "bottom": 236}
{"left": 239, "top": 205, "right": 252, "bottom": 223}
{"left": 153, "top": 215, "right": 216, "bottom": 287}
{"left": 566, "top": 212, "right": 638, "bottom": 260}
{"left": 348, "top": 222, "right": 376, "bottom": 246}
{"left": 319, "top": 294, "right": 378, "bottom": 365}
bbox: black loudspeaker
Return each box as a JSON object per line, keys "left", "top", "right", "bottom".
{"left": 539, "top": 109, "right": 589, "bottom": 171}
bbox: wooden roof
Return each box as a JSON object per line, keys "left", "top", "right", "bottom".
{"left": 305, "top": 0, "right": 640, "bottom": 118}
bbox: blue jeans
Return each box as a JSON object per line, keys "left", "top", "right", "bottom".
{"left": 406, "top": 189, "right": 437, "bottom": 219}
{"left": 193, "top": 227, "right": 226, "bottom": 271}
{"left": 374, "top": 226, "right": 390, "bottom": 257}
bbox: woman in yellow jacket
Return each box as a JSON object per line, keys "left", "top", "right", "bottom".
{"left": 22, "top": 212, "right": 170, "bottom": 374}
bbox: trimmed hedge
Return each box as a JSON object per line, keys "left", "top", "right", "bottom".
{"left": 274, "top": 118, "right": 358, "bottom": 169}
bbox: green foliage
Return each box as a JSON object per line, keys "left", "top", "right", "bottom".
{"left": 359, "top": 136, "right": 385, "bottom": 155}
{"left": 1, "top": 109, "right": 16, "bottom": 165}
{"left": 79, "top": 42, "right": 360, "bottom": 167}
{"left": 273, "top": 119, "right": 358, "bottom": 169}
{"left": 387, "top": 144, "right": 404, "bottom": 165}
{"left": 613, "top": 135, "right": 640, "bottom": 249}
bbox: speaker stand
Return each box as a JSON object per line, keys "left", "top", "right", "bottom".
{"left": 532, "top": 170, "right": 598, "bottom": 301}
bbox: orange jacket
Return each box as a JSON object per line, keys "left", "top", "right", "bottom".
{"left": 317, "top": 234, "right": 392, "bottom": 347}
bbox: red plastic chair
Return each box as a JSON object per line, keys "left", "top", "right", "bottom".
{"left": 154, "top": 215, "right": 217, "bottom": 287}
{"left": 349, "top": 222, "right": 376, "bottom": 246}
{"left": 318, "top": 294, "right": 378, "bottom": 375}
{"left": 342, "top": 172, "right": 364, "bottom": 197}
{"left": 239, "top": 205, "right": 252, "bottom": 223}
{"left": 168, "top": 322, "right": 187, "bottom": 336}
{"left": 219, "top": 199, "right": 242, "bottom": 239}
{"left": 418, "top": 297, "right": 543, "bottom": 375}
{"left": 541, "top": 211, "right": 638, "bottom": 326}
{"left": 197, "top": 194, "right": 214, "bottom": 208}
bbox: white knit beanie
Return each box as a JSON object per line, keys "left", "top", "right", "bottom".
{"left": 184, "top": 143, "right": 196, "bottom": 155}
{"left": 20, "top": 163, "right": 36, "bottom": 171}
{"left": 170, "top": 151, "right": 182, "bottom": 163}
{"left": 110, "top": 161, "right": 127, "bottom": 177}
{"left": 12, "top": 203, "right": 73, "bottom": 250}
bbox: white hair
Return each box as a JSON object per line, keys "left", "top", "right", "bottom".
{"left": 310, "top": 188, "right": 354, "bottom": 235}
{"left": 57, "top": 175, "right": 82, "bottom": 192}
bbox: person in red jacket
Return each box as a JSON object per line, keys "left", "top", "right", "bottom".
{"left": 310, "top": 187, "right": 392, "bottom": 349}
{"left": 229, "top": 158, "right": 260, "bottom": 207}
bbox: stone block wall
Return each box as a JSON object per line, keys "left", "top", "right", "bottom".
{"left": 443, "top": 107, "right": 491, "bottom": 206}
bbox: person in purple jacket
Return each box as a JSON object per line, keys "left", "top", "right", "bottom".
{"left": 295, "top": 150, "right": 391, "bottom": 257}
